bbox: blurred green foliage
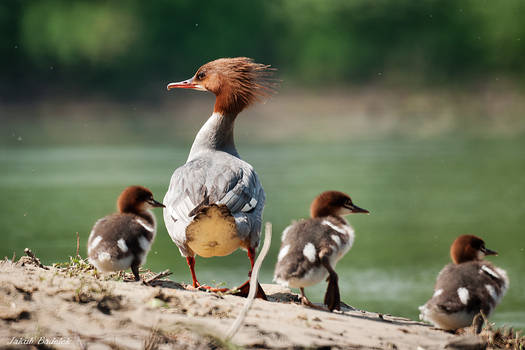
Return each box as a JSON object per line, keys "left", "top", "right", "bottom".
{"left": 1, "top": 0, "right": 525, "bottom": 100}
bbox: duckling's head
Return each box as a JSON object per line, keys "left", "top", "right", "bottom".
{"left": 117, "top": 186, "right": 165, "bottom": 214}
{"left": 450, "top": 234, "right": 498, "bottom": 264}
{"left": 310, "top": 191, "right": 369, "bottom": 218}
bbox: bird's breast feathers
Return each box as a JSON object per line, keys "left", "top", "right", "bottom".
{"left": 163, "top": 156, "right": 264, "bottom": 255}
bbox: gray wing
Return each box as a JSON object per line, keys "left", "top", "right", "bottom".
{"left": 163, "top": 154, "right": 265, "bottom": 255}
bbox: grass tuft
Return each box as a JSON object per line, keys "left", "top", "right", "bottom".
{"left": 480, "top": 321, "right": 525, "bottom": 349}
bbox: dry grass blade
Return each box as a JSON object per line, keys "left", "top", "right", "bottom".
{"left": 145, "top": 269, "right": 172, "bottom": 284}
{"left": 225, "top": 222, "right": 272, "bottom": 340}
{"left": 24, "top": 248, "right": 49, "bottom": 270}
{"left": 76, "top": 232, "right": 80, "bottom": 257}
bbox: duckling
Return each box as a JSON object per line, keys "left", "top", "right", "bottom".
{"left": 273, "top": 191, "right": 369, "bottom": 311}
{"left": 419, "top": 234, "right": 509, "bottom": 331}
{"left": 87, "top": 186, "right": 165, "bottom": 281}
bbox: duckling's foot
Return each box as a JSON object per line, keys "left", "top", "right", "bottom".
{"left": 299, "top": 287, "right": 326, "bottom": 311}
{"left": 230, "top": 280, "right": 267, "bottom": 300}
{"left": 300, "top": 296, "right": 326, "bottom": 311}
{"left": 131, "top": 263, "right": 141, "bottom": 281}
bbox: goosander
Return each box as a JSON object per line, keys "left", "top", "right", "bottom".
{"left": 87, "top": 186, "right": 165, "bottom": 281}
{"left": 273, "top": 191, "right": 369, "bottom": 311}
{"left": 419, "top": 234, "right": 509, "bottom": 331}
{"left": 163, "top": 57, "right": 275, "bottom": 298}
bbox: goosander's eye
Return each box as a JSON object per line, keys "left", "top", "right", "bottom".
{"left": 197, "top": 71, "right": 206, "bottom": 80}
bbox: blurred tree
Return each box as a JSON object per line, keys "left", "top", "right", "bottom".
{"left": 0, "top": 0, "right": 524, "bottom": 101}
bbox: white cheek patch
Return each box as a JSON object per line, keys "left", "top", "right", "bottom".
{"left": 89, "top": 236, "right": 102, "bottom": 250}
{"left": 117, "top": 239, "right": 128, "bottom": 253}
{"left": 278, "top": 244, "right": 290, "bottom": 262}
{"left": 303, "top": 242, "right": 317, "bottom": 263}
{"left": 321, "top": 220, "right": 346, "bottom": 235}
{"left": 331, "top": 235, "right": 342, "bottom": 247}
{"left": 98, "top": 252, "right": 111, "bottom": 262}
{"left": 136, "top": 218, "right": 154, "bottom": 233}
{"left": 480, "top": 265, "right": 500, "bottom": 279}
{"left": 138, "top": 236, "right": 151, "bottom": 251}
{"left": 433, "top": 288, "right": 443, "bottom": 298}
{"left": 457, "top": 287, "right": 469, "bottom": 305}
{"left": 281, "top": 225, "right": 292, "bottom": 242}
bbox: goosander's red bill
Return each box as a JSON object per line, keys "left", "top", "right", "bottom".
{"left": 167, "top": 77, "right": 206, "bottom": 91}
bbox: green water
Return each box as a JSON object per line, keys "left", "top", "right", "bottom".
{"left": 2, "top": 137, "right": 524, "bottom": 329}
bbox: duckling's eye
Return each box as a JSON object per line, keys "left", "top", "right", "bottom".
{"left": 197, "top": 71, "right": 206, "bottom": 80}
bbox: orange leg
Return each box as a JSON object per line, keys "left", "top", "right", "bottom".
{"left": 186, "top": 256, "right": 200, "bottom": 288}
{"left": 186, "top": 256, "right": 228, "bottom": 292}
{"left": 247, "top": 247, "right": 256, "bottom": 276}
{"left": 232, "top": 247, "right": 267, "bottom": 300}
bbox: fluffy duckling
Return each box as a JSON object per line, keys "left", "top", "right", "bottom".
{"left": 87, "top": 186, "right": 165, "bottom": 281}
{"left": 273, "top": 191, "right": 369, "bottom": 311}
{"left": 419, "top": 234, "right": 509, "bottom": 331}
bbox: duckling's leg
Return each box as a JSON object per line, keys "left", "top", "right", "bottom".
{"left": 299, "top": 288, "right": 325, "bottom": 310}
{"left": 231, "top": 248, "right": 267, "bottom": 300}
{"left": 131, "top": 262, "right": 140, "bottom": 281}
{"left": 321, "top": 255, "right": 340, "bottom": 311}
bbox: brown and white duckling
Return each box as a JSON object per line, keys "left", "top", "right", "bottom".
{"left": 273, "top": 191, "right": 369, "bottom": 311}
{"left": 419, "top": 234, "right": 509, "bottom": 331}
{"left": 87, "top": 186, "right": 165, "bottom": 281}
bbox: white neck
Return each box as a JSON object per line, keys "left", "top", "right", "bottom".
{"left": 187, "top": 112, "right": 239, "bottom": 161}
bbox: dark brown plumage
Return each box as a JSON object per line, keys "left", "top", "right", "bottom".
{"left": 419, "top": 234, "right": 509, "bottom": 330}
{"left": 87, "top": 186, "right": 164, "bottom": 281}
{"left": 274, "top": 191, "right": 369, "bottom": 311}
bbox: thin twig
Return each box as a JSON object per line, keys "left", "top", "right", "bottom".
{"left": 225, "top": 222, "right": 272, "bottom": 340}
{"left": 76, "top": 232, "right": 80, "bottom": 258}
{"left": 24, "top": 248, "right": 49, "bottom": 270}
{"left": 145, "top": 269, "right": 172, "bottom": 284}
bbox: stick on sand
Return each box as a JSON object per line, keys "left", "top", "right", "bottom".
{"left": 225, "top": 222, "right": 272, "bottom": 340}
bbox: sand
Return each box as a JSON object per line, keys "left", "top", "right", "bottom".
{"left": 0, "top": 256, "right": 493, "bottom": 350}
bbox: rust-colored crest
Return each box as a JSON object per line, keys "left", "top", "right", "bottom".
{"left": 193, "top": 57, "right": 277, "bottom": 115}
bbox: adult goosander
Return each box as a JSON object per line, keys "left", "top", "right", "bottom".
{"left": 419, "top": 234, "right": 509, "bottom": 331}
{"left": 163, "top": 57, "right": 275, "bottom": 298}
{"left": 273, "top": 191, "right": 369, "bottom": 311}
{"left": 87, "top": 186, "right": 165, "bottom": 281}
